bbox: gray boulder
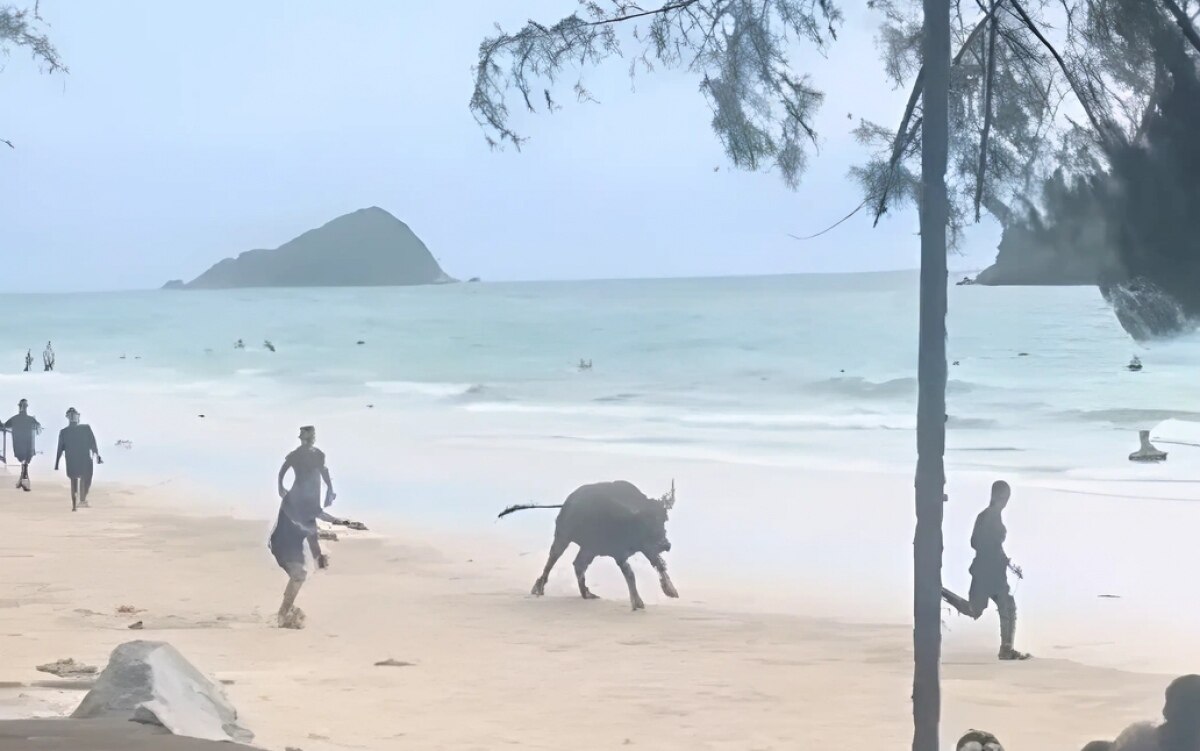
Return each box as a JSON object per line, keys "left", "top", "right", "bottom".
{"left": 71, "top": 641, "right": 252, "bottom": 744}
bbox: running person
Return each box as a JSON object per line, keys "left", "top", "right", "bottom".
{"left": 942, "top": 480, "right": 1031, "bottom": 661}
{"left": 4, "top": 399, "right": 42, "bottom": 491}
{"left": 55, "top": 408, "right": 102, "bottom": 511}
{"left": 269, "top": 425, "right": 344, "bottom": 628}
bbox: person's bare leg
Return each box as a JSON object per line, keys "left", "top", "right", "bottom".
{"left": 573, "top": 549, "right": 598, "bottom": 599}
{"left": 277, "top": 567, "right": 307, "bottom": 629}
{"left": 532, "top": 535, "right": 568, "bottom": 596}
{"left": 70, "top": 477, "right": 79, "bottom": 512}
{"left": 79, "top": 472, "right": 92, "bottom": 508}
{"left": 942, "top": 580, "right": 988, "bottom": 619}
{"left": 616, "top": 559, "right": 644, "bottom": 611}
{"left": 996, "top": 593, "right": 1030, "bottom": 660}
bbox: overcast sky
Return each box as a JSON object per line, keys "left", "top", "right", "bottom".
{"left": 1, "top": 1, "right": 1001, "bottom": 292}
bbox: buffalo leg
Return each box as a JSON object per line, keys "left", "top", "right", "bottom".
{"left": 616, "top": 558, "right": 644, "bottom": 611}
{"left": 532, "top": 536, "right": 569, "bottom": 596}
{"left": 573, "top": 549, "right": 599, "bottom": 599}
{"left": 646, "top": 552, "right": 679, "bottom": 598}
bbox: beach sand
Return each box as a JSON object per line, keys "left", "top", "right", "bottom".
{"left": 0, "top": 472, "right": 1182, "bottom": 751}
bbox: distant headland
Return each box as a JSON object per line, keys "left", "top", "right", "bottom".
{"left": 163, "top": 207, "right": 456, "bottom": 290}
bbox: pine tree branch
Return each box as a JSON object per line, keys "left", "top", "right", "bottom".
{"left": 1004, "top": 0, "right": 1118, "bottom": 151}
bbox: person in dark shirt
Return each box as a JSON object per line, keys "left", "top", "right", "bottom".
{"left": 4, "top": 399, "right": 42, "bottom": 491}
{"left": 942, "top": 480, "right": 1030, "bottom": 661}
{"left": 23, "top": 350, "right": 33, "bottom": 372}
{"left": 55, "top": 408, "right": 102, "bottom": 511}
{"left": 269, "top": 425, "right": 345, "bottom": 629}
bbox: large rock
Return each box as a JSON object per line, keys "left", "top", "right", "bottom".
{"left": 71, "top": 641, "right": 252, "bottom": 744}
{"left": 164, "top": 206, "right": 456, "bottom": 289}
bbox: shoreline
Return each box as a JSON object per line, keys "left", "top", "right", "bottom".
{"left": 0, "top": 472, "right": 1185, "bottom": 749}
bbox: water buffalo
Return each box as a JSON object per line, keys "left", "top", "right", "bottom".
{"left": 499, "top": 480, "right": 679, "bottom": 611}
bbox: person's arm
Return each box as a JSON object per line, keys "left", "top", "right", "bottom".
{"left": 307, "top": 532, "right": 329, "bottom": 568}
{"left": 316, "top": 510, "right": 343, "bottom": 524}
{"left": 320, "top": 465, "right": 336, "bottom": 507}
{"left": 54, "top": 431, "right": 65, "bottom": 470}
{"left": 88, "top": 427, "right": 102, "bottom": 464}
{"left": 277, "top": 456, "right": 292, "bottom": 498}
{"left": 969, "top": 513, "right": 984, "bottom": 552}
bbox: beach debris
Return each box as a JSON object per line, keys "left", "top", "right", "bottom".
{"left": 1129, "top": 430, "right": 1168, "bottom": 462}
{"left": 234, "top": 340, "right": 245, "bottom": 350}
{"left": 72, "top": 640, "right": 254, "bottom": 743}
{"left": 128, "top": 621, "right": 144, "bottom": 630}
{"left": 264, "top": 340, "right": 276, "bottom": 352}
{"left": 1018, "top": 352, "right": 1030, "bottom": 357}
{"left": 317, "top": 530, "right": 339, "bottom": 542}
{"left": 36, "top": 658, "right": 98, "bottom": 679}
{"left": 367, "top": 404, "right": 374, "bottom": 409}
{"left": 331, "top": 519, "right": 368, "bottom": 531}
{"left": 116, "top": 605, "right": 142, "bottom": 614}
{"left": 356, "top": 340, "right": 366, "bottom": 345}
{"left": 374, "top": 659, "right": 414, "bottom": 668}
{"left": 114, "top": 440, "right": 133, "bottom": 450}
{"left": 1098, "top": 594, "right": 1122, "bottom": 599}
{"left": 198, "top": 414, "right": 206, "bottom": 419}
{"left": 1128, "top": 355, "right": 1143, "bottom": 371}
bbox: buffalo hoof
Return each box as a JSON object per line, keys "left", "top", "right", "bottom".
{"left": 661, "top": 580, "right": 679, "bottom": 599}
{"left": 630, "top": 599, "right": 645, "bottom": 611}
{"left": 581, "top": 591, "right": 600, "bottom": 600}
{"left": 531, "top": 580, "right": 546, "bottom": 597}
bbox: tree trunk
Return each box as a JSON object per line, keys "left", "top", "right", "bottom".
{"left": 913, "top": 0, "right": 950, "bottom": 749}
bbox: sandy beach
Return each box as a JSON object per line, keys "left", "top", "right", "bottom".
{"left": 0, "top": 467, "right": 1185, "bottom": 750}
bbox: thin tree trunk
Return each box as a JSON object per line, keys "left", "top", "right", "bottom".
{"left": 1161, "top": 0, "right": 1200, "bottom": 56}
{"left": 973, "top": 0, "right": 1000, "bottom": 222}
{"left": 914, "top": 0, "right": 950, "bottom": 749}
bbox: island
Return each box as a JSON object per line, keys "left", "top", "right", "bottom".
{"left": 163, "top": 207, "right": 455, "bottom": 289}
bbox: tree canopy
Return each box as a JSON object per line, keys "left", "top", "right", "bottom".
{"left": 471, "top": 1, "right": 1200, "bottom": 339}
{"left": 471, "top": 1, "right": 843, "bottom": 188}
{"left": 1, "top": 2, "right": 67, "bottom": 148}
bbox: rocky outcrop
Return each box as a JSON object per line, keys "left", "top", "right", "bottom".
{"left": 71, "top": 641, "right": 252, "bottom": 744}
{"left": 973, "top": 169, "right": 1118, "bottom": 287}
{"left": 165, "top": 207, "right": 455, "bottom": 289}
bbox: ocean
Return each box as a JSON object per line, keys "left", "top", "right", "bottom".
{"left": 1, "top": 271, "right": 1194, "bottom": 482}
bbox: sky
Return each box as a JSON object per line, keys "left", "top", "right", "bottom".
{"left": 1, "top": 1, "right": 1002, "bottom": 293}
